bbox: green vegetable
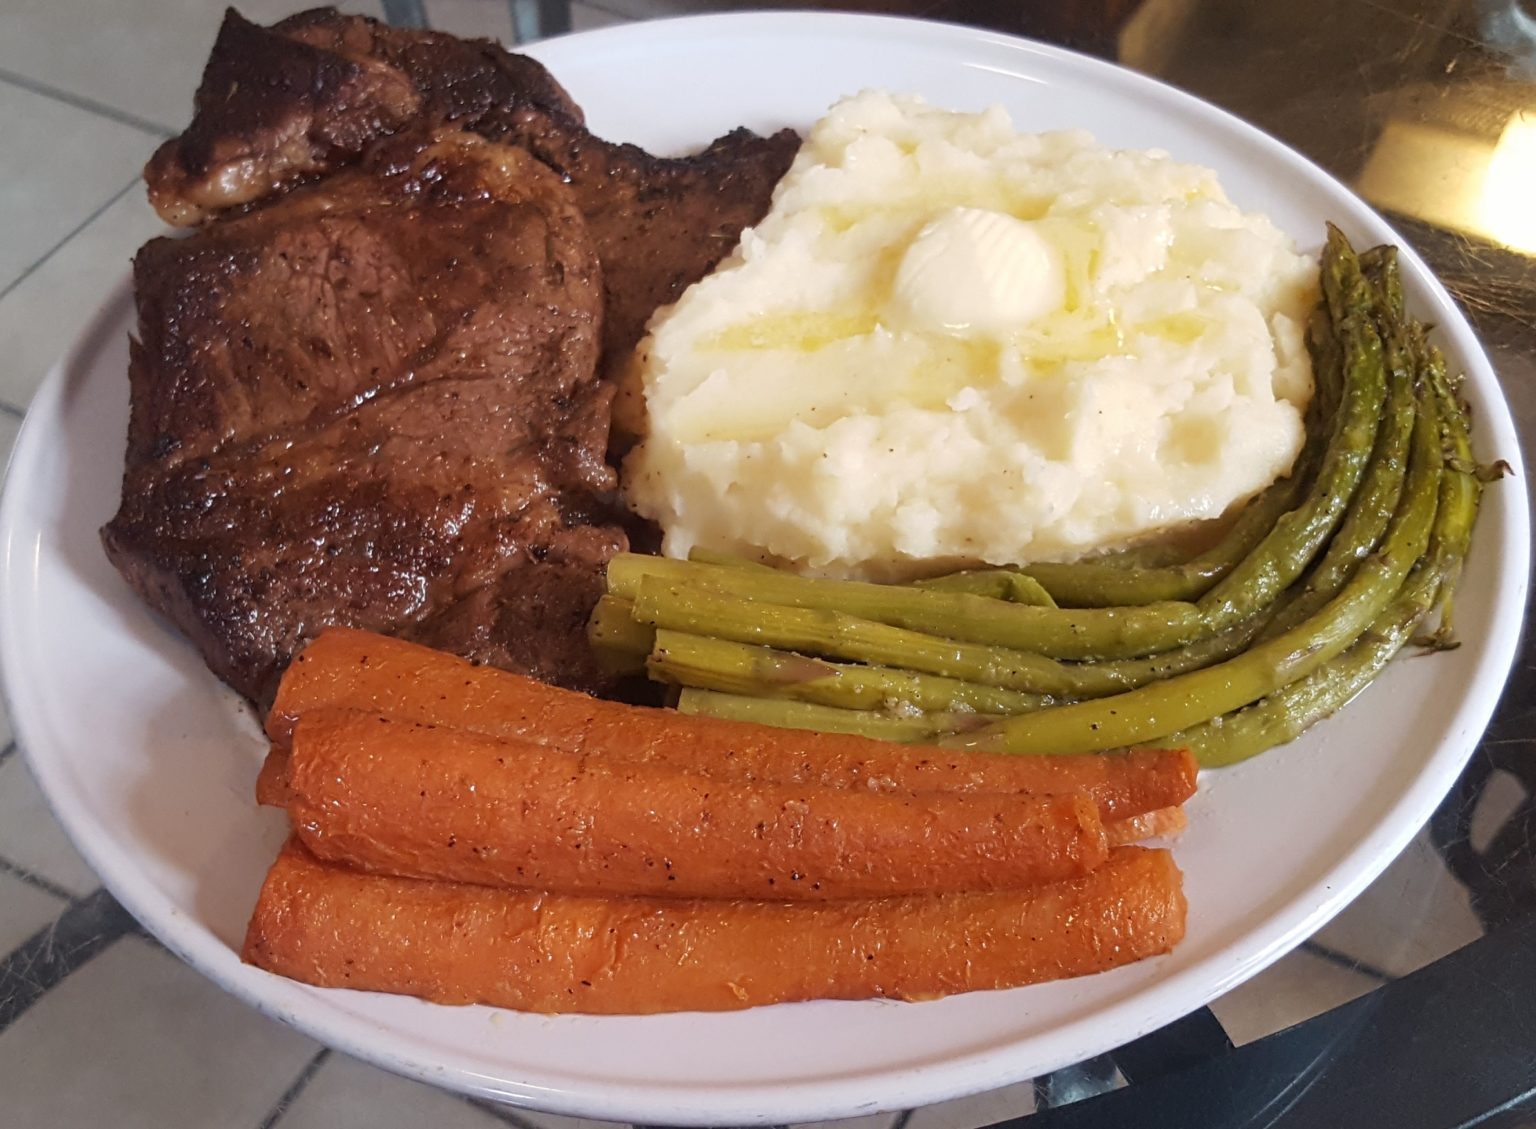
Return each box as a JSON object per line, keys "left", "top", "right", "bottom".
{"left": 1180, "top": 354, "right": 1482, "bottom": 765}
{"left": 594, "top": 228, "right": 1494, "bottom": 767}
{"left": 686, "top": 548, "right": 778, "bottom": 571}
{"left": 1194, "top": 226, "right": 1387, "bottom": 630}
{"left": 1259, "top": 250, "right": 1417, "bottom": 640}
{"left": 648, "top": 629, "right": 1050, "bottom": 714}
{"left": 1014, "top": 474, "right": 1302, "bottom": 607}
{"left": 946, "top": 382, "right": 1444, "bottom": 756}
{"left": 912, "top": 569, "right": 1058, "bottom": 607}
{"left": 611, "top": 554, "right": 1207, "bottom": 662}
{"left": 675, "top": 688, "right": 993, "bottom": 742}
{"left": 586, "top": 595, "right": 652, "bottom": 674}
{"left": 630, "top": 578, "right": 1144, "bottom": 697}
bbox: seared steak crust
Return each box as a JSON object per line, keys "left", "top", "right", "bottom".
{"left": 276, "top": 7, "right": 585, "bottom": 128}
{"left": 113, "top": 10, "right": 800, "bottom": 705}
{"left": 105, "top": 131, "right": 624, "bottom": 705}
{"left": 145, "top": 7, "right": 800, "bottom": 374}
{"left": 144, "top": 10, "right": 423, "bottom": 225}
{"left": 501, "top": 119, "right": 802, "bottom": 380}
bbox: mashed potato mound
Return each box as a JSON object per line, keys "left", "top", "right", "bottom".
{"left": 623, "top": 90, "right": 1318, "bottom": 575}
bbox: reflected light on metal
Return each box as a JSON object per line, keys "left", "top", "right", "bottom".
{"left": 1479, "top": 111, "right": 1536, "bottom": 254}
{"left": 1356, "top": 121, "right": 1492, "bottom": 237}
{"left": 1357, "top": 105, "right": 1536, "bottom": 256}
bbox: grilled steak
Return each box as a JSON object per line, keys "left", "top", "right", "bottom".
{"left": 103, "top": 131, "right": 624, "bottom": 706}
{"left": 146, "top": 8, "right": 801, "bottom": 375}
{"left": 109, "top": 11, "right": 800, "bottom": 705}
{"left": 144, "top": 9, "right": 583, "bottom": 225}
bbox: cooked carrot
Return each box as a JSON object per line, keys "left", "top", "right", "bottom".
{"left": 266, "top": 627, "right": 599, "bottom": 746}
{"left": 258, "top": 739, "right": 1198, "bottom": 831}
{"left": 255, "top": 745, "right": 290, "bottom": 808}
{"left": 1106, "top": 806, "right": 1188, "bottom": 847}
{"left": 286, "top": 708, "right": 1109, "bottom": 899}
{"left": 244, "top": 838, "right": 1186, "bottom": 1014}
{"left": 266, "top": 628, "right": 1196, "bottom": 818}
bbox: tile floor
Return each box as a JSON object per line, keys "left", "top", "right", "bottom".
{"left": 0, "top": 1, "right": 1512, "bottom": 1126}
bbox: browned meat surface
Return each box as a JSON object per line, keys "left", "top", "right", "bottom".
{"left": 502, "top": 117, "right": 800, "bottom": 382}
{"left": 103, "top": 130, "right": 625, "bottom": 706}
{"left": 110, "top": 10, "right": 799, "bottom": 705}
{"left": 276, "top": 7, "right": 585, "bottom": 128}
{"left": 145, "top": 7, "right": 801, "bottom": 375}
{"left": 144, "top": 11, "right": 422, "bottom": 225}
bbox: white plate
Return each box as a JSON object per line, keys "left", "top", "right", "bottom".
{"left": 0, "top": 12, "right": 1528, "bottom": 1125}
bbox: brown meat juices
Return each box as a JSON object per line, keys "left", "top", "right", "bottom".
{"left": 246, "top": 839, "right": 1187, "bottom": 1014}
{"left": 242, "top": 628, "right": 1193, "bottom": 1014}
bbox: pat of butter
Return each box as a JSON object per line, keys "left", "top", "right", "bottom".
{"left": 890, "top": 206, "right": 1065, "bottom": 334}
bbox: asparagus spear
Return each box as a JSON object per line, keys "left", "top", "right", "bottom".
{"left": 1412, "top": 325, "right": 1496, "bottom": 642}
{"left": 912, "top": 569, "right": 1058, "bottom": 606}
{"left": 630, "top": 578, "right": 1146, "bottom": 698}
{"left": 1086, "top": 609, "right": 1275, "bottom": 686}
{"left": 675, "top": 689, "right": 994, "bottom": 742}
{"left": 1006, "top": 253, "right": 1345, "bottom": 605}
{"left": 1180, "top": 359, "right": 1482, "bottom": 765}
{"left": 947, "top": 381, "right": 1444, "bottom": 757}
{"left": 1015, "top": 468, "right": 1311, "bottom": 607}
{"left": 641, "top": 592, "right": 1276, "bottom": 704}
{"left": 611, "top": 555, "right": 1208, "bottom": 661}
{"left": 1259, "top": 254, "right": 1417, "bottom": 640}
{"left": 687, "top": 548, "right": 778, "bottom": 571}
{"left": 586, "top": 595, "right": 653, "bottom": 673}
{"left": 1194, "top": 226, "right": 1387, "bottom": 629}
{"left": 648, "top": 630, "right": 1050, "bottom": 714}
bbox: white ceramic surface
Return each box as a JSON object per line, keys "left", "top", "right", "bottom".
{"left": 0, "top": 13, "right": 1528, "bottom": 1125}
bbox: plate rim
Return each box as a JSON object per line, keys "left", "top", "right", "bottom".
{"left": 1, "top": 11, "right": 1530, "bottom": 1124}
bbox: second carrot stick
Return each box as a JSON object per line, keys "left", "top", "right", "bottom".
{"left": 287, "top": 708, "right": 1110, "bottom": 899}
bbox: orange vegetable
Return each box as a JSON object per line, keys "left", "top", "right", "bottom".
{"left": 244, "top": 839, "right": 1186, "bottom": 1014}
{"left": 265, "top": 628, "right": 1196, "bottom": 818}
{"left": 255, "top": 746, "right": 290, "bottom": 808}
{"left": 1106, "top": 806, "right": 1188, "bottom": 847}
{"left": 264, "top": 745, "right": 1188, "bottom": 849}
{"left": 286, "top": 708, "right": 1109, "bottom": 899}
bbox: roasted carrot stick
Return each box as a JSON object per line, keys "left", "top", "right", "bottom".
{"left": 286, "top": 708, "right": 1109, "bottom": 899}
{"left": 1105, "top": 806, "right": 1188, "bottom": 847}
{"left": 244, "top": 839, "right": 1186, "bottom": 1014}
{"left": 265, "top": 628, "right": 1196, "bottom": 818}
{"left": 254, "top": 746, "right": 290, "bottom": 808}
{"left": 263, "top": 741, "right": 1188, "bottom": 848}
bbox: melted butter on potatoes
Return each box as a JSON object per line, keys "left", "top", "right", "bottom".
{"left": 622, "top": 90, "right": 1318, "bottom": 576}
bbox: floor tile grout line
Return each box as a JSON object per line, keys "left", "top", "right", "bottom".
{"left": 578, "top": 0, "right": 647, "bottom": 20}
{"left": 0, "top": 856, "right": 78, "bottom": 904}
{"left": 0, "top": 402, "right": 21, "bottom": 421}
{"left": 0, "top": 175, "right": 142, "bottom": 308}
{"left": 1299, "top": 938, "right": 1394, "bottom": 984}
{"left": 0, "top": 888, "right": 139, "bottom": 1033}
{"left": 1029, "top": 1076, "right": 1051, "bottom": 1112}
{"left": 466, "top": 1096, "right": 579, "bottom": 1127}
{"left": 256, "top": 1047, "right": 333, "bottom": 1129}
{"left": 0, "top": 67, "right": 175, "bottom": 139}
{"left": 0, "top": 740, "right": 15, "bottom": 766}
